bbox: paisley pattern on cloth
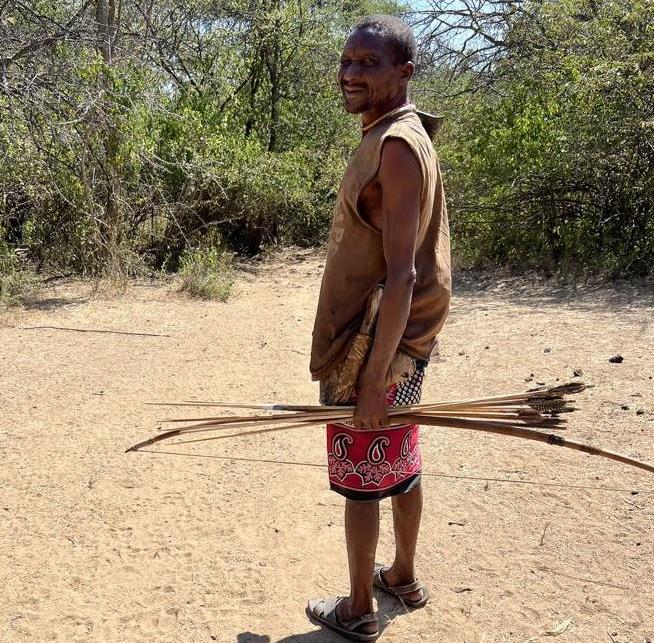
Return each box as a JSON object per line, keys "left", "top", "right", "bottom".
{"left": 325, "top": 362, "right": 425, "bottom": 501}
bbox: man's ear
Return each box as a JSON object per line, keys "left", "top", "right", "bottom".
{"left": 401, "top": 61, "right": 415, "bottom": 82}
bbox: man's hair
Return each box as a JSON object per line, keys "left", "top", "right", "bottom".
{"left": 353, "top": 15, "right": 417, "bottom": 65}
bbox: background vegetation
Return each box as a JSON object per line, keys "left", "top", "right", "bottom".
{"left": 1, "top": 0, "right": 652, "bottom": 297}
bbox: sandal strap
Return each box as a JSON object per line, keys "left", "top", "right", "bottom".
{"left": 345, "top": 612, "right": 377, "bottom": 628}
{"left": 388, "top": 580, "right": 422, "bottom": 595}
{"left": 376, "top": 567, "right": 422, "bottom": 596}
{"left": 315, "top": 597, "right": 377, "bottom": 632}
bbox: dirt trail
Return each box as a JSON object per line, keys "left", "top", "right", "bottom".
{"left": 2, "top": 251, "right": 653, "bottom": 643}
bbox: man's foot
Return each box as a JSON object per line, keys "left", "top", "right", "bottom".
{"left": 373, "top": 565, "right": 429, "bottom": 608}
{"left": 306, "top": 596, "right": 379, "bottom": 641}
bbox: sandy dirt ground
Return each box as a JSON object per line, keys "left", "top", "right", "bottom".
{"left": 2, "top": 250, "right": 654, "bottom": 643}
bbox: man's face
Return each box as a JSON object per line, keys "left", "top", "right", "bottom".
{"left": 338, "top": 29, "right": 412, "bottom": 114}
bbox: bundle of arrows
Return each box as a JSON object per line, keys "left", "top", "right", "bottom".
{"left": 126, "top": 382, "right": 654, "bottom": 475}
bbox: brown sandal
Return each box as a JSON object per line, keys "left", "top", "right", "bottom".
{"left": 373, "top": 565, "right": 430, "bottom": 609}
{"left": 306, "top": 596, "right": 379, "bottom": 641}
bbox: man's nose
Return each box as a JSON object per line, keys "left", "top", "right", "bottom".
{"left": 341, "top": 62, "right": 363, "bottom": 83}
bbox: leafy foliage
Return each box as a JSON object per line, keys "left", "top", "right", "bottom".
{"left": 0, "top": 231, "right": 40, "bottom": 306}
{"left": 418, "top": 0, "right": 654, "bottom": 276}
{"left": 0, "top": 0, "right": 652, "bottom": 281}
{"left": 179, "top": 246, "right": 235, "bottom": 301}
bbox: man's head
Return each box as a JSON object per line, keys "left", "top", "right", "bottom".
{"left": 339, "top": 15, "right": 416, "bottom": 114}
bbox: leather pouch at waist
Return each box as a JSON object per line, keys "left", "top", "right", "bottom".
{"left": 319, "top": 350, "right": 418, "bottom": 406}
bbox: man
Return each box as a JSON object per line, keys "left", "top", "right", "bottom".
{"left": 307, "top": 14, "right": 451, "bottom": 641}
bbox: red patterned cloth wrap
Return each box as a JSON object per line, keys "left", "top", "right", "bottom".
{"left": 326, "top": 362, "right": 425, "bottom": 501}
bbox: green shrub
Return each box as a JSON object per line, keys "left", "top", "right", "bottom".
{"left": 0, "top": 234, "right": 40, "bottom": 306}
{"left": 0, "top": 270, "right": 40, "bottom": 307}
{"left": 178, "top": 247, "right": 234, "bottom": 301}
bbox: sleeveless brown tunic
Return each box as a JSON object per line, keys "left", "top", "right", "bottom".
{"left": 310, "top": 107, "right": 451, "bottom": 381}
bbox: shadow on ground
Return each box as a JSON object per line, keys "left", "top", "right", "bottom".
{"left": 21, "top": 295, "right": 89, "bottom": 311}
{"left": 453, "top": 270, "right": 654, "bottom": 313}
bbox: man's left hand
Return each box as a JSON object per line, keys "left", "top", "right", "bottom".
{"left": 353, "top": 376, "right": 388, "bottom": 431}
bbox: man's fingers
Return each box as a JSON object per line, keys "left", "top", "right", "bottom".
{"left": 356, "top": 416, "right": 373, "bottom": 431}
{"left": 353, "top": 413, "right": 390, "bottom": 431}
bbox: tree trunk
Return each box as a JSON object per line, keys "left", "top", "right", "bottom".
{"left": 266, "top": 10, "right": 282, "bottom": 152}
{"left": 95, "top": 0, "right": 123, "bottom": 273}
{"left": 245, "top": 66, "right": 261, "bottom": 138}
{"left": 268, "top": 60, "right": 280, "bottom": 152}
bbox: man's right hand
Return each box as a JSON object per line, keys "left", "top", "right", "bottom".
{"left": 353, "top": 373, "right": 388, "bottom": 431}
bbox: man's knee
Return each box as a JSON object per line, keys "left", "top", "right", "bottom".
{"left": 392, "top": 484, "right": 423, "bottom": 507}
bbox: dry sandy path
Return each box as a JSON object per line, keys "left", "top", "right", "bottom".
{"left": 2, "top": 251, "right": 653, "bottom": 643}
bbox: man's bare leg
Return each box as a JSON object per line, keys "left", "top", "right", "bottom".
{"left": 336, "top": 498, "right": 380, "bottom": 632}
{"left": 381, "top": 482, "right": 424, "bottom": 602}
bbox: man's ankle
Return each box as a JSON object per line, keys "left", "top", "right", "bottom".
{"left": 343, "top": 595, "right": 375, "bottom": 618}
{"left": 386, "top": 563, "right": 416, "bottom": 584}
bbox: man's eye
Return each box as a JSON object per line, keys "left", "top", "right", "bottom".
{"left": 363, "top": 59, "right": 377, "bottom": 66}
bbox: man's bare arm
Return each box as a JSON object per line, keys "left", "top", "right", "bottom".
{"left": 353, "top": 138, "right": 422, "bottom": 431}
